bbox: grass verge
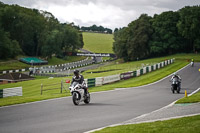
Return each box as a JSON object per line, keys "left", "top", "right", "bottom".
{"left": 0, "top": 53, "right": 199, "bottom": 106}
{"left": 0, "top": 59, "right": 187, "bottom": 107}
{"left": 47, "top": 56, "right": 86, "bottom": 65}
{"left": 176, "top": 91, "right": 200, "bottom": 104}
{"left": 0, "top": 56, "right": 86, "bottom": 71}
{"left": 94, "top": 115, "right": 200, "bottom": 133}
{"left": 82, "top": 32, "right": 114, "bottom": 53}
{"left": 88, "top": 60, "right": 188, "bottom": 92}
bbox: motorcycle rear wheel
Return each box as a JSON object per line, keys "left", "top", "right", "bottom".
{"left": 84, "top": 93, "right": 90, "bottom": 104}
{"left": 177, "top": 87, "right": 180, "bottom": 93}
{"left": 171, "top": 87, "right": 175, "bottom": 93}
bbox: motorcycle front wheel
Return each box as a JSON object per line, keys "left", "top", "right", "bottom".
{"left": 72, "top": 92, "right": 80, "bottom": 105}
{"left": 171, "top": 87, "right": 175, "bottom": 93}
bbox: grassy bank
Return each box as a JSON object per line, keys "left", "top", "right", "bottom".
{"left": 47, "top": 56, "right": 86, "bottom": 65}
{"left": 83, "top": 55, "right": 185, "bottom": 78}
{"left": 0, "top": 56, "right": 86, "bottom": 71}
{"left": 88, "top": 60, "right": 187, "bottom": 92}
{"left": 176, "top": 91, "right": 200, "bottom": 104}
{"left": 0, "top": 54, "right": 199, "bottom": 106}
{"left": 94, "top": 115, "right": 200, "bottom": 133}
{"left": 82, "top": 32, "right": 114, "bottom": 53}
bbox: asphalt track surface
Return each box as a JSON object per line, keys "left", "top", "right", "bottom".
{"left": 0, "top": 63, "right": 200, "bottom": 133}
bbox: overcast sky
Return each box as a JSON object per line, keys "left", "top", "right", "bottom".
{"left": 1, "top": 0, "right": 200, "bottom": 30}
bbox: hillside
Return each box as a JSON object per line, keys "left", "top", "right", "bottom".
{"left": 82, "top": 32, "right": 114, "bottom": 53}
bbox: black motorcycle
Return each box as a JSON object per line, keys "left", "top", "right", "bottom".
{"left": 171, "top": 77, "right": 181, "bottom": 93}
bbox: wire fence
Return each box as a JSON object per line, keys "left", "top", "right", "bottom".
{"left": 40, "top": 80, "right": 70, "bottom": 95}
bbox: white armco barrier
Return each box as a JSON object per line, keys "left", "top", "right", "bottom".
{"left": 157, "top": 63, "right": 160, "bottom": 69}
{"left": 3, "top": 87, "right": 22, "bottom": 98}
{"left": 95, "top": 77, "right": 103, "bottom": 86}
{"left": 143, "top": 67, "right": 146, "bottom": 74}
{"left": 148, "top": 66, "right": 152, "bottom": 72}
{"left": 165, "top": 60, "right": 167, "bottom": 65}
{"left": 154, "top": 64, "right": 157, "bottom": 70}
{"left": 136, "top": 69, "right": 140, "bottom": 76}
{"left": 102, "top": 74, "right": 120, "bottom": 84}
{"left": 161, "top": 62, "right": 164, "bottom": 67}
{"left": 84, "top": 79, "right": 88, "bottom": 87}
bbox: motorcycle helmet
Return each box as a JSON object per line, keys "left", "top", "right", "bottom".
{"left": 173, "top": 72, "right": 177, "bottom": 76}
{"left": 74, "top": 70, "right": 79, "bottom": 76}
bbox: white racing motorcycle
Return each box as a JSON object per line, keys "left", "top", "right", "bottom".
{"left": 69, "top": 82, "right": 90, "bottom": 105}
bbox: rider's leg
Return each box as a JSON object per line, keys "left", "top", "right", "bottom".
{"left": 178, "top": 82, "right": 181, "bottom": 89}
{"left": 83, "top": 86, "right": 87, "bottom": 95}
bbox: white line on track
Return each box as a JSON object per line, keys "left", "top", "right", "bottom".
{"left": 84, "top": 87, "right": 200, "bottom": 133}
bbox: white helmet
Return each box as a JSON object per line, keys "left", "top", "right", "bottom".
{"left": 173, "top": 72, "right": 177, "bottom": 76}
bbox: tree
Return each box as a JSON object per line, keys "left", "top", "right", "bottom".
{"left": 113, "top": 27, "right": 129, "bottom": 61}
{"left": 177, "top": 6, "right": 200, "bottom": 52}
{"left": 113, "top": 14, "right": 153, "bottom": 61}
{"left": 0, "top": 2, "right": 84, "bottom": 59}
{"left": 150, "top": 11, "right": 186, "bottom": 56}
{"left": 41, "top": 30, "right": 62, "bottom": 58}
{"left": 114, "top": 28, "right": 119, "bottom": 33}
{"left": 0, "top": 27, "right": 22, "bottom": 59}
{"left": 81, "top": 25, "right": 112, "bottom": 34}
{"left": 61, "top": 24, "right": 82, "bottom": 54}
{"left": 126, "top": 14, "right": 153, "bottom": 60}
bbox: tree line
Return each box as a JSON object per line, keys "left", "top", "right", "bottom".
{"left": 0, "top": 2, "right": 83, "bottom": 59}
{"left": 113, "top": 6, "right": 200, "bottom": 61}
{"left": 80, "top": 25, "right": 112, "bottom": 34}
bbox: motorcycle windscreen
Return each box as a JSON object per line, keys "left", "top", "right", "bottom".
{"left": 71, "top": 82, "right": 79, "bottom": 87}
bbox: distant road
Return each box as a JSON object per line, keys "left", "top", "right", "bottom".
{"left": 0, "top": 63, "right": 200, "bottom": 133}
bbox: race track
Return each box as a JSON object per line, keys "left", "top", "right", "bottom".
{"left": 0, "top": 63, "right": 200, "bottom": 133}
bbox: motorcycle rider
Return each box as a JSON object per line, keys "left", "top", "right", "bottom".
{"left": 71, "top": 70, "right": 88, "bottom": 96}
{"left": 191, "top": 59, "right": 194, "bottom": 67}
{"left": 171, "top": 72, "right": 181, "bottom": 88}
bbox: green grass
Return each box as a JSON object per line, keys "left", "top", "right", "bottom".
{"left": 88, "top": 60, "right": 188, "bottom": 92}
{"left": 0, "top": 53, "right": 199, "bottom": 106}
{"left": 82, "top": 32, "right": 114, "bottom": 53}
{"left": 176, "top": 91, "right": 200, "bottom": 104}
{"left": 0, "top": 60, "right": 30, "bottom": 71}
{"left": 0, "top": 77, "right": 71, "bottom": 106}
{"left": 94, "top": 115, "right": 200, "bottom": 133}
{"left": 47, "top": 56, "right": 86, "bottom": 65}
{"left": 82, "top": 54, "right": 187, "bottom": 78}
{"left": 0, "top": 56, "right": 86, "bottom": 71}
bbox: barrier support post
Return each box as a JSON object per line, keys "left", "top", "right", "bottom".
{"left": 61, "top": 80, "right": 63, "bottom": 93}
{"left": 41, "top": 83, "right": 43, "bottom": 95}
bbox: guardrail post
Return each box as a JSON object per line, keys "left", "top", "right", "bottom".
{"left": 0, "top": 89, "right": 3, "bottom": 98}
{"left": 61, "top": 80, "right": 63, "bottom": 93}
{"left": 41, "top": 83, "right": 43, "bottom": 95}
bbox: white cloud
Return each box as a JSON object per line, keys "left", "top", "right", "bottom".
{"left": 31, "top": 1, "right": 137, "bottom": 29}
{"left": 1, "top": 0, "right": 200, "bottom": 30}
